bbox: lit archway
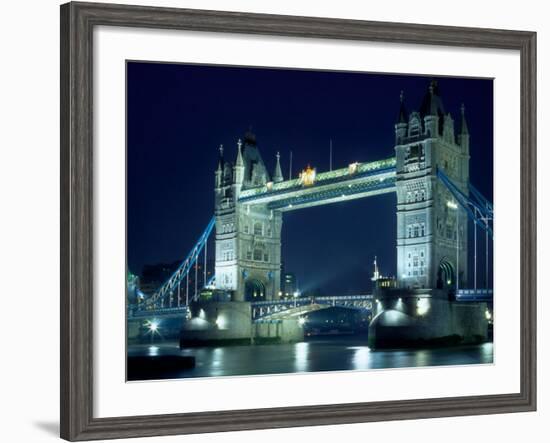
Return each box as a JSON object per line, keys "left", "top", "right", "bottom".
{"left": 244, "top": 279, "right": 266, "bottom": 301}
{"left": 437, "top": 259, "right": 455, "bottom": 290}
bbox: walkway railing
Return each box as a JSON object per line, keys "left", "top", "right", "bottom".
{"left": 251, "top": 295, "right": 373, "bottom": 320}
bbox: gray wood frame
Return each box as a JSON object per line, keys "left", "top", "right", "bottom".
{"left": 60, "top": 1, "right": 537, "bottom": 441}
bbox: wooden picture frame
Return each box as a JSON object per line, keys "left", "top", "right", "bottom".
{"left": 60, "top": 1, "right": 536, "bottom": 440}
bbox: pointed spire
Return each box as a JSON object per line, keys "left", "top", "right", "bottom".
{"left": 217, "top": 144, "right": 224, "bottom": 171}
{"left": 372, "top": 256, "right": 380, "bottom": 282}
{"left": 397, "top": 90, "right": 408, "bottom": 124}
{"left": 235, "top": 139, "right": 244, "bottom": 167}
{"left": 460, "top": 103, "right": 469, "bottom": 135}
{"left": 273, "top": 151, "right": 284, "bottom": 183}
{"left": 420, "top": 79, "right": 445, "bottom": 118}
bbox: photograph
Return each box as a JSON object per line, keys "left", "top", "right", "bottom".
{"left": 125, "top": 62, "right": 494, "bottom": 381}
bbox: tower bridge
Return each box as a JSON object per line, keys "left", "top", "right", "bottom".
{"left": 130, "top": 80, "right": 494, "bottom": 348}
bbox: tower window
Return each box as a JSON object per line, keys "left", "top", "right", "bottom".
{"left": 253, "top": 248, "right": 263, "bottom": 261}
{"left": 253, "top": 222, "right": 263, "bottom": 236}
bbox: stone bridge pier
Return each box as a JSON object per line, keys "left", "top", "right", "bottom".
{"left": 180, "top": 300, "right": 303, "bottom": 346}
{"left": 368, "top": 288, "right": 488, "bottom": 349}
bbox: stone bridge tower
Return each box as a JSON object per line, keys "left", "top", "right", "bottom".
{"left": 394, "top": 82, "right": 470, "bottom": 291}
{"left": 214, "top": 131, "right": 283, "bottom": 302}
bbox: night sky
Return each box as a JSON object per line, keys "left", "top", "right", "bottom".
{"left": 127, "top": 62, "right": 493, "bottom": 294}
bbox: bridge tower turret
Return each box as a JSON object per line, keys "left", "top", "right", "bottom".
{"left": 395, "top": 90, "right": 408, "bottom": 144}
{"left": 214, "top": 141, "right": 239, "bottom": 295}
{"left": 214, "top": 144, "right": 224, "bottom": 190}
{"left": 273, "top": 151, "right": 284, "bottom": 183}
{"left": 395, "top": 80, "right": 469, "bottom": 291}
{"left": 458, "top": 103, "right": 470, "bottom": 154}
{"left": 232, "top": 139, "right": 245, "bottom": 194}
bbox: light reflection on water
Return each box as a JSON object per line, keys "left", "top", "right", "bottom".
{"left": 294, "top": 342, "right": 309, "bottom": 373}
{"left": 147, "top": 346, "right": 160, "bottom": 357}
{"left": 128, "top": 337, "right": 493, "bottom": 380}
{"left": 348, "top": 346, "right": 370, "bottom": 369}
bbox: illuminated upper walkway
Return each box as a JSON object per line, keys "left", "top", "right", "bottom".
{"left": 238, "top": 157, "right": 396, "bottom": 211}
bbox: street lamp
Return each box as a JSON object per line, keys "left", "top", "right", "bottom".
{"left": 146, "top": 320, "right": 160, "bottom": 344}
{"left": 447, "top": 199, "right": 460, "bottom": 292}
{"left": 148, "top": 320, "right": 159, "bottom": 333}
{"left": 293, "top": 290, "right": 299, "bottom": 307}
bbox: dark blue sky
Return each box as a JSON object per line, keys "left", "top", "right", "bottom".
{"left": 127, "top": 62, "right": 493, "bottom": 293}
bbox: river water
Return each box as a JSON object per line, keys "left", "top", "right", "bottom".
{"left": 127, "top": 336, "right": 493, "bottom": 381}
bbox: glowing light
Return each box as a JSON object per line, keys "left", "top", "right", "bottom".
{"left": 147, "top": 320, "right": 159, "bottom": 333}
{"left": 416, "top": 298, "right": 430, "bottom": 316}
{"left": 299, "top": 165, "right": 316, "bottom": 186}
{"left": 215, "top": 315, "right": 227, "bottom": 329}
{"left": 395, "top": 297, "right": 404, "bottom": 310}
{"left": 447, "top": 279, "right": 452, "bottom": 285}
{"left": 348, "top": 162, "right": 359, "bottom": 174}
{"left": 198, "top": 309, "right": 206, "bottom": 319}
{"left": 293, "top": 290, "right": 301, "bottom": 298}
{"left": 298, "top": 317, "right": 306, "bottom": 326}
{"left": 447, "top": 200, "right": 458, "bottom": 209}
{"left": 485, "top": 309, "right": 492, "bottom": 321}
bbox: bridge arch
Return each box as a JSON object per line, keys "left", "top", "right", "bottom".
{"left": 436, "top": 259, "right": 455, "bottom": 290}
{"left": 244, "top": 278, "right": 266, "bottom": 301}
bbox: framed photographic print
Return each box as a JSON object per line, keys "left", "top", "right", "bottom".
{"left": 60, "top": 1, "right": 536, "bottom": 441}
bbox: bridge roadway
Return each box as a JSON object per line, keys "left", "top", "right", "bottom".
{"left": 128, "top": 290, "right": 492, "bottom": 321}
{"left": 251, "top": 295, "right": 374, "bottom": 321}
{"left": 128, "top": 295, "right": 374, "bottom": 320}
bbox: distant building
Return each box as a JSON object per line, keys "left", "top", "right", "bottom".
{"left": 127, "top": 271, "right": 140, "bottom": 303}
{"left": 140, "top": 258, "right": 215, "bottom": 296}
{"left": 282, "top": 272, "right": 297, "bottom": 298}
{"left": 371, "top": 256, "right": 396, "bottom": 291}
